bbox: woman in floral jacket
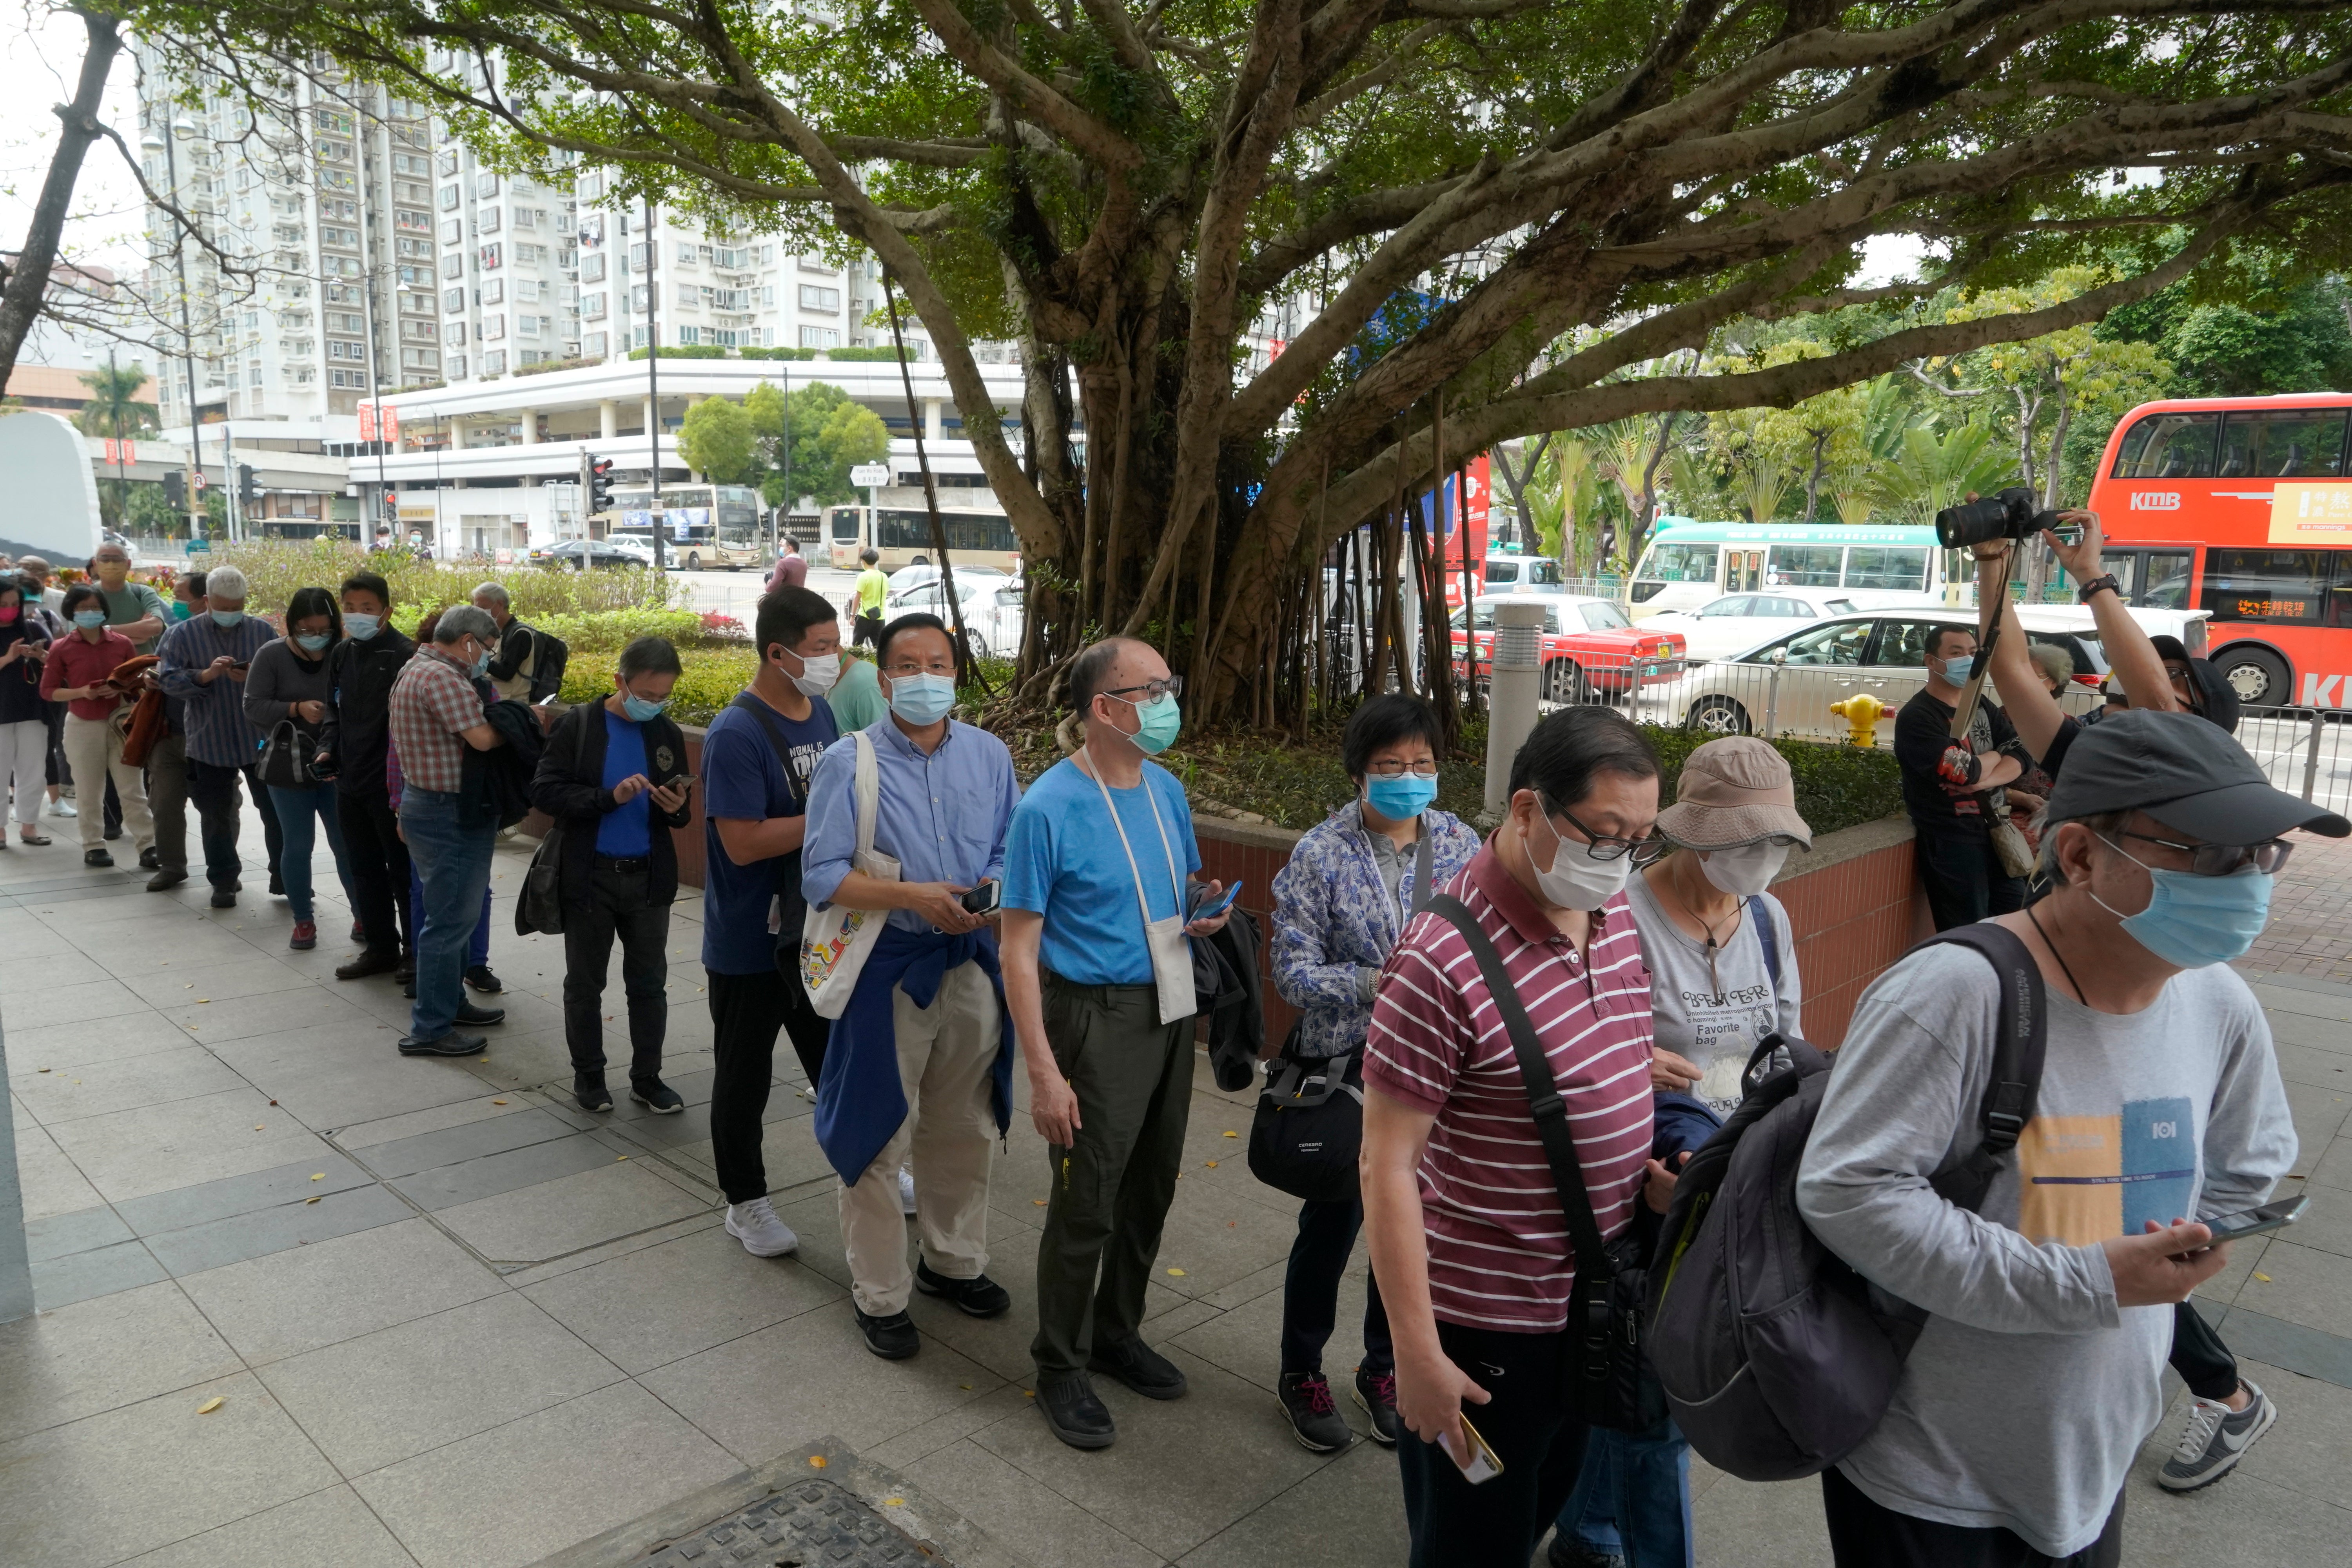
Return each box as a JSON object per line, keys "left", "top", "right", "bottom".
{"left": 1268, "top": 693, "right": 1480, "bottom": 1454}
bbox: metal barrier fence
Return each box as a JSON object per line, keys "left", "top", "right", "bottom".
{"left": 2236, "top": 708, "right": 2352, "bottom": 813}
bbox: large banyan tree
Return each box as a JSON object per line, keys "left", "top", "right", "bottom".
{"left": 184, "top": 0, "right": 2352, "bottom": 720}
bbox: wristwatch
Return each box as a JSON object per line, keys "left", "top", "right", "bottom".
{"left": 2076, "top": 573, "right": 2120, "bottom": 604}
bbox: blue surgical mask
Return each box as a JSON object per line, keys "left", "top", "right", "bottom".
{"left": 1938, "top": 654, "right": 1975, "bottom": 684}
{"left": 167, "top": 601, "right": 192, "bottom": 622}
{"left": 1365, "top": 773, "right": 1438, "bottom": 821}
{"left": 344, "top": 613, "right": 381, "bottom": 640}
{"left": 466, "top": 642, "right": 490, "bottom": 677}
{"left": 1125, "top": 692, "right": 1182, "bottom": 756}
{"left": 2092, "top": 838, "right": 2273, "bottom": 968}
{"left": 295, "top": 632, "right": 330, "bottom": 654}
{"left": 620, "top": 689, "right": 669, "bottom": 722}
{"left": 210, "top": 608, "right": 245, "bottom": 629}
{"left": 887, "top": 672, "right": 956, "bottom": 726}
{"left": 72, "top": 610, "right": 106, "bottom": 630}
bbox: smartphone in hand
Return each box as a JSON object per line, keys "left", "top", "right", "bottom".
{"left": 1443, "top": 1414, "right": 1504, "bottom": 1485}
{"left": 2201, "top": 1195, "right": 2308, "bottom": 1243}
{"left": 1189, "top": 880, "right": 1242, "bottom": 922}
{"left": 959, "top": 880, "right": 1001, "bottom": 916}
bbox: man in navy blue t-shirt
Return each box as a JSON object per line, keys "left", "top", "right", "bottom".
{"left": 701, "top": 585, "right": 842, "bottom": 1258}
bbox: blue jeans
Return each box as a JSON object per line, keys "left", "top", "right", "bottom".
{"left": 1556, "top": 1416, "right": 1694, "bottom": 1568}
{"left": 267, "top": 782, "right": 356, "bottom": 924}
{"left": 409, "top": 862, "right": 491, "bottom": 967}
{"left": 399, "top": 790, "right": 497, "bottom": 1040}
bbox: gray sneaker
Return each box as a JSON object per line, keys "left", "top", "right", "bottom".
{"left": 2156, "top": 1379, "right": 2276, "bottom": 1492}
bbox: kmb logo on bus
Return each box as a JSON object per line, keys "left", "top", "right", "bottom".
{"left": 2302, "top": 674, "right": 2352, "bottom": 709}
{"left": 2130, "top": 492, "right": 2182, "bottom": 511}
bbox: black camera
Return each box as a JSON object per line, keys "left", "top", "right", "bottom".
{"left": 1934, "top": 486, "right": 2062, "bottom": 549}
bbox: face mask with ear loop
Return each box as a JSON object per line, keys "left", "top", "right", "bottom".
{"left": 1697, "top": 840, "right": 1791, "bottom": 898}
{"left": 2089, "top": 835, "right": 2273, "bottom": 968}
{"left": 1525, "top": 802, "right": 1633, "bottom": 911}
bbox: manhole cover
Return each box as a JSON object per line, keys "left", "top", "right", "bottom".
{"left": 629, "top": 1477, "right": 944, "bottom": 1567}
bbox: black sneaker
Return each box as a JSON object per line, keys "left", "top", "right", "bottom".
{"left": 1088, "top": 1338, "right": 1187, "bottom": 1401}
{"left": 138, "top": 846, "right": 160, "bottom": 870}
{"left": 628, "top": 1079, "right": 685, "bottom": 1114}
{"left": 856, "top": 1308, "right": 920, "bottom": 1360}
{"left": 1354, "top": 1366, "right": 1400, "bottom": 1447}
{"left": 454, "top": 1000, "right": 506, "bottom": 1027}
{"left": 1037, "top": 1372, "right": 1116, "bottom": 1450}
{"left": 84, "top": 848, "right": 114, "bottom": 868}
{"left": 210, "top": 887, "right": 237, "bottom": 909}
{"left": 1277, "top": 1372, "right": 1352, "bottom": 1454}
{"left": 1547, "top": 1537, "right": 1625, "bottom": 1568}
{"left": 464, "top": 965, "right": 503, "bottom": 994}
{"left": 392, "top": 957, "right": 416, "bottom": 984}
{"left": 575, "top": 1076, "right": 614, "bottom": 1112}
{"left": 268, "top": 871, "right": 285, "bottom": 896}
{"left": 146, "top": 868, "right": 187, "bottom": 892}
{"left": 914, "top": 1259, "right": 1011, "bottom": 1318}
{"left": 397, "top": 1030, "right": 487, "bottom": 1058}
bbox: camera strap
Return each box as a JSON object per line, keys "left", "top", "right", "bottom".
{"left": 1949, "top": 544, "right": 2013, "bottom": 742}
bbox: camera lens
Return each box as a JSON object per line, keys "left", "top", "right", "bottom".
{"left": 1935, "top": 497, "right": 2011, "bottom": 548}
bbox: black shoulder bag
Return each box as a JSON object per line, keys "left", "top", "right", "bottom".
{"left": 1247, "top": 826, "right": 1435, "bottom": 1205}
{"left": 1426, "top": 893, "right": 1664, "bottom": 1432}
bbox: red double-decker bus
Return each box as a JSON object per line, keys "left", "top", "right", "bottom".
{"left": 2086, "top": 393, "right": 2352, "bottom": 710}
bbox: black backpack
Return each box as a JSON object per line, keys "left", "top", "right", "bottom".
{"left": 1644, "top": 924, "right": 2047, "bottom": 1481}
{"left": 524, "top": 625, "right": 569, "bottom": 705}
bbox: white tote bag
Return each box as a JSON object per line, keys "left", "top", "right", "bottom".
{"left": 799, "top": 731, "right": 900, "bottom": 1018}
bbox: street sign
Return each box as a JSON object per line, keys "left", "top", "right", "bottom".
{"left": 192, "top": 470, "right": 207, "bottom": 492}
{"left": 850, "top": 463, "right": 890, "bottom": 488}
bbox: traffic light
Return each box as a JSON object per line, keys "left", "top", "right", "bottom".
{"left": 237, "top": 464, "right": 257, "bottom": 506}
{"left": 587, "top": 456, "right": 615, "bottom": 513}
{"left": 163, "top": 470, "right": 185, "bottom": 509}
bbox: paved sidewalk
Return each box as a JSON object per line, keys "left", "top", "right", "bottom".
{"left": 4, "top": 804, "right": 2351, "bottom": 1567}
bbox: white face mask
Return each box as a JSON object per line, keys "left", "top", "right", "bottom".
{"left": 1526, "top": 806, "right": 1632, "bottom": 911}
{"left": 787, "top": 651, "right": 839, "bottom": 697}
{"left": 1697, "top": 840, "right": 1790, "bottom": 898}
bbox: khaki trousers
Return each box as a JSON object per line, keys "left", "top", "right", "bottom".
{"left": 62, "top": 714, "right": 153, "bottom": 854}
{"left": 839, "top": 959, "right": 1002, "bottom": 1316}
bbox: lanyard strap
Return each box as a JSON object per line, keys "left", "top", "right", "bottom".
{"left": 1078, "top": 751, "right": 1183, "bottom": 932}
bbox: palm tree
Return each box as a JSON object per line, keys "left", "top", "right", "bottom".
{"left": 76, "top": 362, "right": 158, "bottom": 438}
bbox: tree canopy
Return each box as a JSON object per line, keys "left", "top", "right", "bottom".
{"left": 163, "top": 0, "right": 2352, "bottom": 717}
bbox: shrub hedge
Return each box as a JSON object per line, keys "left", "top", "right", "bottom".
{"left": 202, "top": 539, "right": 677, "bottom": 622}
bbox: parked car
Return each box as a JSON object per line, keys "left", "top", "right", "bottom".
{"left": 531, "top": 539, "right": 648, "bottom": 571}
{"left": 1638, "top": 587, "right": 1866, "bottom": 662}
{"left": 886, "top": 563, "right": 1009, "bottom": 608}
{"left": 1481, "top": 554, "right": 1568, "bottom": 594}
{"left": 1450, "top": 594, "right": 1688, "bottom": 702}
{"left": 890, "top": 573, "right": 1025, "bottom": 658}
{"left": 1650, "top": 604, "right": 2210, "bottom": 740}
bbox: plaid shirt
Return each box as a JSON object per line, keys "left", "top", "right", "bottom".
{"left": 387, "top": 645, "right": 485, "bottom": 794}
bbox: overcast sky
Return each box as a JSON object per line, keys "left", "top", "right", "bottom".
{"left": 1, "top": 2, "right": 145, "bottom": 278}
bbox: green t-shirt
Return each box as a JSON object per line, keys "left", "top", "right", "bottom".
{"left": 828, "top": 654, "right": 888, "bottom": 730}
{"left": 855, "top": 568, "right": 889, "bottom": 617}
{"left": 100, "top": 583, "right": 169, "bottom": 653}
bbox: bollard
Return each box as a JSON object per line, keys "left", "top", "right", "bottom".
{"left": 1486, "top": 600, "right": 1548, "bottom": 815}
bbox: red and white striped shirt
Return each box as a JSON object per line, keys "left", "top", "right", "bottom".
{"left": 1365, "top": 842, "right": 1655, "bottom": 1333}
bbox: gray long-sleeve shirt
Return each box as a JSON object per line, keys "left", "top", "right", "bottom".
{"left": 243, "top": 638, "right": 335, "bottom": 740}
{"left": 1796, "top": 943, "right": 2294, "bottom": 1556}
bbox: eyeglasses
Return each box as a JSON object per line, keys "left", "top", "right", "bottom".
{"left": 1551, "top": 799, "right": 1669, "bottom": 866}
{"left": 1364, "top": 760, "right": 1440, "bottom": 779}
{"left": 2106, "top": 831, "right": 2292, "bottom": 878}
{"left": 1103, "top": 676, "right": 1183, "bottom": 703}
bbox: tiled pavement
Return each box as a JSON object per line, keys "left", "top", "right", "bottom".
{"left": 2240, "top": 830, "right": 2352, "bottom": 987}
{"left": 4, "top": 804, "right": 2352, "bottom": 1567}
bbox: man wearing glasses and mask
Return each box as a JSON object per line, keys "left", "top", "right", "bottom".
{"left": 1000, "top": 637, "right": 1232, "bottom": 1450}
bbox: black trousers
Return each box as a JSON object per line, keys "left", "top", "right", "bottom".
{"left": 704, "top": 965, "right": 829, "bottom": 1205}
{"left": 1396, "top": 1319, "right": 1592, "bottom": 1568}
{"left": 1915, "top": 821, "right": 2025, "bottom": 932}
{"left": 338, "top": 786, "right": 414, "bottom": 956}
{"left": 2170, "top": 1299, "right": 2240, "bottom": 1402}
{"left": 1279, "top": 1196, "right": 1394, "bottom": 1377}
{"left": 185, "top": 757, "right": 284, "bottom": 889}
{"left": 1822, "top": 1464, "right": 2123, "bottom": 1568}
{"left": 561, "top": 857, "right": 671, "bottom": 1084}
{"left": 852, "top": 611, "right": 884, "bottom": 648}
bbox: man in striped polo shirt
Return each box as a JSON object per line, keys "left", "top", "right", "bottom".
{"left": 156, "top": 564, "right": 283, "bottom": 908}
{"left": 1362, "top": 706, "right": 1670, "bottom": 1566}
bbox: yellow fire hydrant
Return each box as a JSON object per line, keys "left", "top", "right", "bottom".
{"left": 1829, "top": 691, "right": 1893, "bottom": 748}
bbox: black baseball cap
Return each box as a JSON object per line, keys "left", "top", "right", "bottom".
{"left": 2045, "top": 709, "right": 2348, "bottom": 843}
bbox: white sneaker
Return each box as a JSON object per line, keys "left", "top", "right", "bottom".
{"left": 898, "top": 1165, "right": 917, "bottom": 1217}
{"left": 51, "top": 800, "right": 76, "bottom": 818}
{"left": 725, "top": 1196, "right": 799, "bottom": 1257}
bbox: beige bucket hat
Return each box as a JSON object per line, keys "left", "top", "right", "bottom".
{"left": 1655, "top": 737, "right": 1813, "bottom": 850}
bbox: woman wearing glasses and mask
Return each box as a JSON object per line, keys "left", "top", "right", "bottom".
{"left": 1547, "top": 735, "right": 1810, "bottom": 1568}
{"left": 1361, "top": 706, "right": 1681, "bottom": 1566}
{"left": 1267, "top": 695, "right": 1480, "bottom": 1453}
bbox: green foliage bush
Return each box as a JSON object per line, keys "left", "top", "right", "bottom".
{"left": 532, "top": 607, "right": 722, "bottom": 653}
{"left": 561, "top": 646, "right": 760, "bottom": 724}
{"left": 1645, "top": 727, "right": 1904, "bottom": 837}
{"left": 208, "top": 539, "right": 676, "bottom": 621}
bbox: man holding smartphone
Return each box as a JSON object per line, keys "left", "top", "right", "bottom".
{"left": 1797, "top": 711, "right": 2333, "bottom": 1566}
{"left": 802, "top": 612, "right": 1022, "bottom": 1361}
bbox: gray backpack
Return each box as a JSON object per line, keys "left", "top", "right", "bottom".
{"left": 1644, "top": 924, "right": 2046, "bottom": 1481}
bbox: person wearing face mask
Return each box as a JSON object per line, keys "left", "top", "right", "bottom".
{"left": 1893, "top": 623, "right": 2032, "bottom": 931}
{"left": 138, "top": 571, "right": 207, "bottom": 890}
{"left": 243, "top": 587, "right": 360, "bottom": 950}
{"left": 699, "top": 585, "right": 844, "bottom": 1258}
{"left": 1359, "top": 706, "right": 1679, "bottom": 1566}
{"left": 801, "top": 613, "right": 1023, "bottom": 1361}
{"left": 0, "top": 574, "right": 55, "bottom": 848}
{"left": 1000, "top": 636, "right": 1231, "bottom": 1450}
{"left": 386, "top": 604, "right": 512, "bottom": 1057}
{"left": 157, "top": 563, "right": 285, "bottom": 907}
{"left": 532, "top": 635, "right": 693, "bottom": 1114}
{"left": 44, "top": 583, "right": 156, "bottom": 868}
{"left": 320, "top": 571, "right": 419, "bottom": 977}
{"left": 1265, "top": 693, "right": 1480, "bottom": 1453}
{"left": 824, "top": 645, "right": 889, "bottom": 730}
{"left": 1796, "top": 707, "right": 2323, "bottom": 1566}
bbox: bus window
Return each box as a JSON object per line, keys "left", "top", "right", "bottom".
{"left": 1845, "top": 547, "right": 1929, "bottom": 592}
{"left": 2201, "top": 548, "right": 2346, "bottom": 626}
{"left": 1768, "top": 546, "right": 1843, "bottom": 587}
{"left": 2112, "top": 412, "right": 2220, "bottom": 479}
{"left": 1635, "top": 541, "right": 1720, "bottom": 598}
{"left": 2218, "top": 409, "right": 2348, "bottom": 479}
{"left": 830, "top": 507, "right": 860, "bottom": 545}
{"left": 2131, "top": 550, "right": 2193, "bottom": 610}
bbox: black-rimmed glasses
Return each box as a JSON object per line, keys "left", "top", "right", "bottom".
{"left": 2108, "top": 830, "right": 2292, "bottom": 878}
{"left": 1552, "top": 800, "right": 1669, "bottom": 866}
{"left": 1364, "top": 760, "right": 1439, "bottom": 779}
{"left": 1105, "top": 675, "right": 1184, "bottom": 703}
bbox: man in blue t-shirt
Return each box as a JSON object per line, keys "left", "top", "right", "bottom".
{"left": 701, "top": 585, "right": 842, "bottom": 1259}
{"left": 1001, "top": 636, "right": 1230, "bottom": 1451}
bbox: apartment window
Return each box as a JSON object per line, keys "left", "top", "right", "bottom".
{"left": 320, "top": 169, "right": 356, "bottom": 191}
{"left": 515, "top": 278, "right": 541, "bottom": 304}
{"left": 479, "top": 243, "right": 503, "bottom": 270}
{"left": 630, "top": 283, "right": 651, "bottom": 313}
{"left": 516, "top": 243, "right": 545, "bottom": 265}
{"left": 475, "top": 172, "right": 499, "bottom": 198}
{"left": 581, "top": 253, "right": 606, "bottom": 283}
{"left": 317, "top": 139, "right": 353, "bottom": 163}
{"left": 440, "top": 218, "right": 462, "bottom": 245}
{"left": 675, "top": 242, "right": 697, "bottom": 267}
{"left": 443, "top": 321, "right": 466, "bottom": 347}
{"left": 758, "top": 245, "right": 775, "bottom": 265}
{"left": 481, "top": 350, "right": 505, "bottom": 374}
{"left": 584, "top": 331, "right": 608, "bottom": 358}
{"left": 626, "top": 241, "right": 648, "bottom": 274}
{"left": 439, "top": 183, "right": 460, "bottom": 211}
{"left": 315, "top": 108, "right": 355, "bottom": 134}
{"left": 443, "top": 286, "right": 465, "bottom": 313}
{"left": 799, "top": 284, "right": 840, "bottom": 312}
{"left": 437, "top": 147, "right": 459, "bottom": 176}
{"left": 677, "top": 325, "right": 700, "bottom": 345}
{"left": 397, "top": 265, "right": 432, "bottom": 286}
{"left": 483, "top": 278, "right": 505, "bottom": 305}
{"left": 583, "top": 291, "right": 606, "bottom": 320}
{"left": 396, "top": 209, "right": 432, "bottom": 232}
{"left": 396, "top": 236, "right": 431, "bottom": 259}
{"left": 328, "top": 310, "right": 365, "bottom": 333}
{"left": 556, "top": 213, "right": 574, "bottom": 235}
{"left": 395, "top": 152, "right": 430, "bottom": 176}
{"left": 332, "top": 256, "right": 363, "bottom": 278}
{"left": 395, "top": 181, "right": 430, "bottom": 205}
{"left": 445, "top": 353, "right": 465, "bottom": 377}
{"left": 578, "top": 171, "right": 604, "bottom": 200}
{"left": 441, "top": 253, "right": 464, "bottom": 280}
{"left": 556, "top": 247, "right": 575, "bottom": 268}
{"left": 330, "top": 367, "right": 365, "bottom": 387}
{"left": 512, "top": 207, "right": 539, "bottom": 230}
{"left": 483, "top": 314, "right": 505, "bottom": 341}
{"left": 479, "top": 207, "right": 502, "bottom": 234}
{"left": 760, "top": 286, "right": 776, "bottom": 307}
{"left": 798, "top": 325, "right": 840, "bottom": 349}
{"left": 715, "top": 289, "right": 746, "bottom": 312}
{"left": 401, "top": 319, "right": 434, "bottom": 341}
{"left": 519, "top": 314, "right": 544, "bottom": 339}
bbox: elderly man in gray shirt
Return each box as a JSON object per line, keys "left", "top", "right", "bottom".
{"left": 156, "top": 563, "right": 283, "bottom": 908}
